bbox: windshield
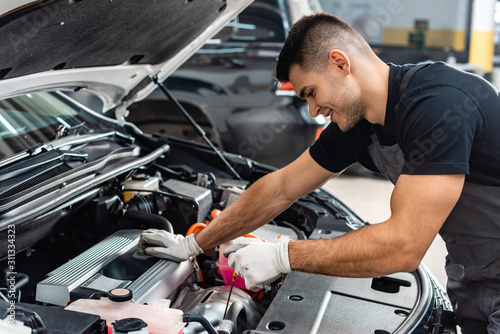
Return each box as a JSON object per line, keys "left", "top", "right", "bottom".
{"left": 0, "top": 92, "right": 101, "bottom": 159}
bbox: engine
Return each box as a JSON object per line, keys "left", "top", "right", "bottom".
{"left": 1, "top": 164, "right": 307, "bottom": 334}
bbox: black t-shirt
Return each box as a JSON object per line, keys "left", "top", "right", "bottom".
{"left": 310, "top": 62, "right": 500, "bottom": 186}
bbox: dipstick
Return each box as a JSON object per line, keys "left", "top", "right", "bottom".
{"left": 223, "top": 271, "right": 238, "bottom": 319}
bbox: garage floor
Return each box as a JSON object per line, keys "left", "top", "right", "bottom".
{"left": 322, "top": 174, "right": 448, "bottom": 288}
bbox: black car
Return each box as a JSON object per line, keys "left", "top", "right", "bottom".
{"left": 125, "top": 0, "right": 325, "bottom": 168}
{"left": 0, "top": 1, "right": 456, "bottom": 333}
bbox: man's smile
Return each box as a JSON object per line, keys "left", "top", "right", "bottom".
{"left": 319, "top": 107, "right": 333, "bottom": 119}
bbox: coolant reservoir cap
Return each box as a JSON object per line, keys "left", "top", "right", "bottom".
{"left": 132, "top": 173, "right": 149, "bottom": 181}
{"left": 108, "top": 288, "right": 133, "bottom": 302}
{"left": 113, "top": 318, "right": 148, "bottom": 333}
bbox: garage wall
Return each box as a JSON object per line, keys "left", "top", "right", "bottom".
{"left": 319, "top": 0, "right": 470, "bottom": 51}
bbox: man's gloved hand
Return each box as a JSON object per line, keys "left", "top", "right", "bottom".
{"left": 223, "top": 240, "right": 292, "bottom": 291}
{"left": 138, "top": 228, "right": 203, "bottom": 262}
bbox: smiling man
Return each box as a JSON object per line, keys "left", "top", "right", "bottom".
{"left": 139, "top": 13, "right": 500, "bottom": 333}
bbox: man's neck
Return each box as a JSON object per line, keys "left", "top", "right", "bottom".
{"left": 360, "top": 60, "right": 390, "bottom": 126}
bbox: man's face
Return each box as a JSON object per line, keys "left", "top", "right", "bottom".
{"left": 289, "top": 63, "right": 366, "bottom": 132}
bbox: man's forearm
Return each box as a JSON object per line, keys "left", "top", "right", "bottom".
{"left": 288, "top": 174, "right": 464, "bottom": 278}
{"left": 194, "top": 149, "right": 339, "bottom": 251}
{"left": 195, "top": 172, "right": 295, "bottom": 250}
{"left": 288, "top": 221, "right": 421, "bottom": 277}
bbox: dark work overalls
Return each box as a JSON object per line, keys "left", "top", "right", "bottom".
{"left": 368, "top": 65, "right": 500, "bottom": 333}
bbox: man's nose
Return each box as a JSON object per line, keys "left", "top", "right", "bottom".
{"left": 308, "top": 102, "right": 320, "bottom": 118}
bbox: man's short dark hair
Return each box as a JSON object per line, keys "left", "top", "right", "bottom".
{"left": 276, "top": 13, "right": 372, "bottom": 83}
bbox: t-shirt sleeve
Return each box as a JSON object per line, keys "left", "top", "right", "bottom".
{"left": 309, "top": 123, "right": 357, "bottom": 172}
{"left": 398, "top": 86, "right": 483, "bottom": 175}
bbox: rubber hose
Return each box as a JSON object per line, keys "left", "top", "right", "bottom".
{"left": 124, "top": 210, "right": 174, "bottom": 233}
{"left": 224, "top": 301, "right": 245, "bottom": 328}
{"left": 183, "top": 314, "right": 218, "bottom": 334}
{"left": 278, "top": 221, "right": 307, "bottom": 240}
{"left": 5, "top": 272, "right": 29, "bottom": 290}
{"left": 14, "top": 273, "right": 29, "bottom": 290}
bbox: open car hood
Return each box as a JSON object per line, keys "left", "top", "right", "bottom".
{"left": 0, "top": 0, "right": 251, "bottom": 111}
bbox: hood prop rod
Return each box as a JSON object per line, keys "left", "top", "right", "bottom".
{"left": 153, "top": 77, "right": 242, "bottom": 180}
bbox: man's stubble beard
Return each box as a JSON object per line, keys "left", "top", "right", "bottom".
{"left": 326, "top": 74, "right": 367, "bottom": 132}
{"left": 336, "top": 90, "right": 367, "bottom": 132}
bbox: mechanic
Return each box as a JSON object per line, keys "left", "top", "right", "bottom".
{"left": 139, "top": 13, "right": 500, "bottom": 333}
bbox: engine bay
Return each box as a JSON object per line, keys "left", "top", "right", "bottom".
{"left": 0, "top": 134, "right": 451, "bottom": 333}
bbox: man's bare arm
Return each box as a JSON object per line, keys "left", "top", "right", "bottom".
{"left": 288, "top": 174, "right": 465, "bottom": 277}
{"left": 195, "top": 149, "right": 338, "bottom": 250}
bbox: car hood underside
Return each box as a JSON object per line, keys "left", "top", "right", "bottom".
{"left": 0, "top": 0, "right": 251, "bottom": 110}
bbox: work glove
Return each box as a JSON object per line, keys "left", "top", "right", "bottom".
{"left": 223, "top": 240, "right": 292, "bottom": 291}
{"left": 138, "top": 228, "right": 203, "bottom": 262}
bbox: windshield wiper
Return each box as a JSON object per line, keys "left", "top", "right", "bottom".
{"left": 0, "top": 131, "right": 133, "bottom": 171}
{"left": 153, "top": 76, "right": 242, "bottom": 180}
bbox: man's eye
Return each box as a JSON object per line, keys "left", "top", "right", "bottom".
{"left": 307, "top": 91, "right": 313, "bottom": 98}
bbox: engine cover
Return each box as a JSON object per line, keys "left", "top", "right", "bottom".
{"left": 36, "top": 229, "right": 193, "bottom": 306}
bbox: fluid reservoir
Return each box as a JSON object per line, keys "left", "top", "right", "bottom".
{"left": 65, "top": 289, "right": 184, "bottom": 334}
{"left": 122, "top": 174, "right": 159, "bottom": 202}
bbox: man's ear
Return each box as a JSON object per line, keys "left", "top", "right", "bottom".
{"left": 328, "top": 50, "right": 351, "bottom": 76}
